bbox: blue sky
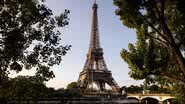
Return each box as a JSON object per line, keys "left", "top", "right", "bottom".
{"left": 44, "top": 0, "right": 143, "bottom": 89}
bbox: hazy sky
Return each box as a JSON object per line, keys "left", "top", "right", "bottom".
{"left": 43, "top": 0, "right": 143, "bottom": 89}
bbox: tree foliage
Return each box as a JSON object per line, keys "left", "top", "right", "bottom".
{"left": 66, "top": 82, "right": 81, "bottom": 97}
{"left": 0, "top": 76, "right": 81, "bottom": 103}
{"left": 114, "top": 0, "right": 185, "bottom": 102}
{"left": 67, "top": 82, "right": 78, "bottom": 89}
{"left": 11, "top": 76, "right": 48, "bottom": 102}
{"left": 125, "top": 84, "right": 169, "bottom": 94}
{"left": 126, "top": 85, "right": 143, "bottom": 94}
{"left": 0, "top": 0, "right": 71, "bottom": 81}
{"left": 0, "top": 76, "right": 48, "bottom": 103}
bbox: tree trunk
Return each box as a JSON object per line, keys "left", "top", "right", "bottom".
{"left": 173, "top": 47, "right": 185, "bottom": 77}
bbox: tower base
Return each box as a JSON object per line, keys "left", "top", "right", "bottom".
{"left": 77, "top": 70, "right": 120, "bottom": 93}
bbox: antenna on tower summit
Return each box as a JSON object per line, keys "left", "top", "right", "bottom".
{"left": 94, "top": 0, "right": 96, "bottom": 4}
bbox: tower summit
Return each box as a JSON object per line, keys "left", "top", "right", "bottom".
{"left": 77, "top": 1, "right": 120, "bottom": 93}
{"left": 89, "top": 0, "right": 100, "bottom": 52}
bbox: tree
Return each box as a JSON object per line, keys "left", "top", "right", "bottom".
{"left": 126, "top": 85, "right": 143, "bottom": 94}
{"left": 10, "top": 76, "right": 48, "bottom": 103}
{"left": 114, "top": 0, "right": 185, "bottom": 102}
{"left": 0, "top": 0, "right": 71, "bottom": 81}
{"left": 172, "top": 83, "right": 185, "bottom": 103}
{"left": 0, "top": 0, "right": 71, "bottom": 102}
{"left": 67, "top": 82, "right": 78, "bottom": 89}
{"left": 0, "top": 76, "right": 51, "bottom": 103}
{"left": 66, "top": 82, "right": 81, "bottom": 97}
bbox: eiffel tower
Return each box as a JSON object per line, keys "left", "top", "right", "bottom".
{"left": 77, "top": 1, "right": 120, "bottom": 93}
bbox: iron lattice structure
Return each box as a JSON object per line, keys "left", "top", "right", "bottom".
{"left": 77, "top": 2, "right": 120, "bottom": 93}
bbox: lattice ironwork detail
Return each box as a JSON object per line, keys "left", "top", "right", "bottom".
{"left": 77, "top": 1, "right": 120, "bottom": 93}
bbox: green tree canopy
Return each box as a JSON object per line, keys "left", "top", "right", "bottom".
{"left": 126, "top": 85, "right": 143, "bottom": 94}
{"left": 0, "top": 0, "right": 71, "bottom": 81}
{"left": 66, "top": 82, "right": 80, "bottom": 97}
{"left": 114, "top": 0, "right": 185, "bottom": 102}
{"left": 67, "top": 82, "right": 78, "bottom": 89}
{"left": 11, "top": 76, "right": 48, "bottom": 101}
{"left": 0, "top": 77, "right": 81, "bottom": 103}
{"left": 0, "top": 76, "right": 49, "bottom": 103}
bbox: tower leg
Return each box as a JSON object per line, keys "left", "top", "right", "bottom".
{"left": 159, "top": 101, "right": 163, "bottom": 104}
{"left": 96, "top": 81, "right": 105, "bottom": 91}
{"left": 99, "top": 82, "right": 105, "bottom": 91}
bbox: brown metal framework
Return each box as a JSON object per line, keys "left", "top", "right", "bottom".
{"left": 77, "top": 1, "right": 120, "bottom": 93}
